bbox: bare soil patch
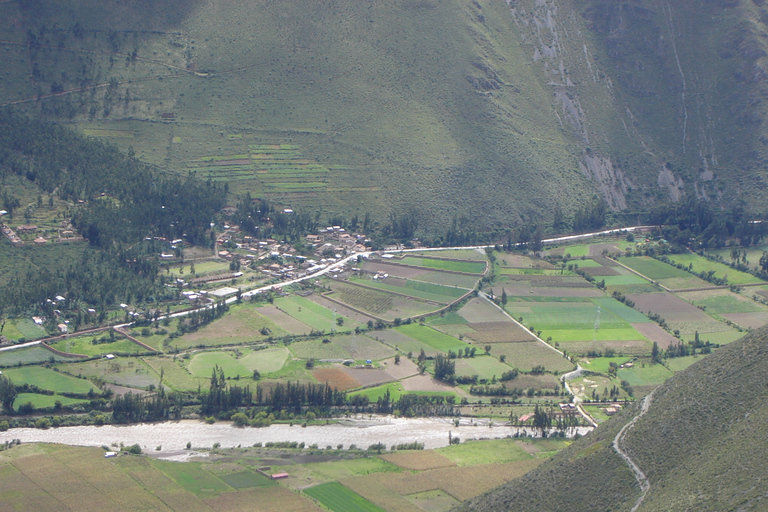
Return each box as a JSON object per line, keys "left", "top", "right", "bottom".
{"left": 380, "top": 451, "right": 456, "bottom": 471}
{"left": 401, "top": 374, "right": 456, "bottom": 392}
{"left": 498, "top": 255, "right": 555, "bottom": 269}
{"left": 581, "top": 266, "right": 619, "bottom": 277}
{"left": 458, "top": 298, "right": 509, "bottom": 323}
{"left": 343, "top": 367, "right": 394, "bottom": 387}
{"left": 465, "top": 322, "right": 535, "bottom": 343}
{"left": 312, "top": 367, "right": 361, "bottom": 391}
{"left": 363, "top": 261, "right": 430, "bottom": 278}
{"left": 589, "top": 243, "right": 623, "bottom": 257}
{"left": 382, "top": 357, "right": 420, "bottom": 380}
{"left": 630, "top": 322, "right": 679, "bottom": 349}
{"left": 626, "top": 292, "right": 715, "bottom": 323}
{"left": 720, "top": 312, "right": 768, "bottom": 330}
{"left": 558, "top": 339, "right": 650, "bottom": 356}
{"left": 592, "top": 256, "right": 618, "bottom": 267}
{"left": 257, "top": 306, "right": 312, "bottom": 335}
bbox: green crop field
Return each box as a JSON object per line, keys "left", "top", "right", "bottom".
{"left": 304, "top": 482, "right": 386, "bottom": 512}
{"left": 544, "top": 327, "right": 646, "bottom": 342}
{"left": 678, "top": 290, "right": 767, "bottom": 314}
{"left": 0, "top": 346, "right": 77, "bottom": 367}
{"left": 408, "top": 249, "right": 488, "bottom": 261}
{"left": 590, "top": 297, "right": 652, "bottom": 323}
{"left": 13, "top": 393, "right": 88, "bottom": 409}
{"left": 666, "top": 254, "right": 765, "bottom": 285}
{"left": 506, "top": 302, "right": 632, "bottom": 331}
{"left": 301, "top": 458, "right": 401, "bottom": 482}
{"left": 3, "top": 367, "right": 96, "bottom": 394}
{"left": 437, "top": 438, "right": 568, "bottom": 466}
{"left": 619, "top": 256, "right": 692, "bottom": 280}
{"left": 413, "top": 271, "right": 481, "bottom": 289}
{"left": 274, "top": 295, "right": 357, "bottom": 332}
{"left": 48, "top": 335, "right": 149, "bottom": 357}
{"left": 350, "top": 276, "right": 467, "bottom": 303}
{"left": 152, "top": 459, "right": 230, "bottom": 497}
{"left": 601, "top": 274, "right": 651, "bottom": 287}
{"left": 399, "top": 257, "right": 486, "bottom": 274}
{"left": 665, "top": 355, "right": 703, "bottom": 372}
{"left": 454, "top": 356, "right": 515, "bottom": 380}
{"left": 395, "top": 324, "right": 469, "bottom": 353}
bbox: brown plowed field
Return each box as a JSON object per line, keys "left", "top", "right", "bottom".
{"left": 312, "top": 368, "right": 361, "bottom": 391}
{"left": 465, "top": 322, "right": 535, "bottom": 343}
{"left": 581, "top": 266, "right": 619, "bottom": 276}
{"left": 257, "top": 306, "right": 312, "bottom": 334}
{"left": 401, "top": 374, "right": 456, "bottom": 392}
{"left": 380, "top": 451, "right": 456, "bottom": 471}
{"left": 630, "top": 322, "right": 679, "bottom": 349}
{"left": 494, "top": 285, "right": 603, "bottom": 298}
{"left": 458, "top": 298, "right": 509, "bottom": 323}
{"left": 626, "top": 292, "right": 715, "bottom": 323}
{"left": 343, "top": 367, "right": 394, "bottom": 387}
{"left": 382, "top": 357, "right": 420, "bottom": 380}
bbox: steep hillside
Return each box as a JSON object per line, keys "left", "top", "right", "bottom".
{"left": 457, "top": 325, "right": 768, "bottom": 512}
{"left": 2, "top": 0, "right": 768, "bottom": 232}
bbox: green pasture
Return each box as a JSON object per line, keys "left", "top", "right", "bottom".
{"left": 48, "top": 336, "right": 148, "bottom": 357}
{"left": 707, "top": 245, "right": 768, "bottom": 273}
{"left": 619, "top": 256, "right": 691, "bottom": 280}
{"left": 437, "top": 438, "right": 567, "bottom": 466}
{"left": 556, "top": 245, "right": 590, "bottom": 257}
{"left": 59, "top": 358, "right": 159, "bottom": 389}
{"left": 304, "top": 482, "right": 385, "bottom": 512}
{"left": 399, "top": 257, "right": 486, "bottom": 274}
{"left": 348, "top": 382, "right": 458, "bottom": 402}
{"left": 3, "top": 367, "right": 96, "bottom": 394}
{"left": 274, "top": 295, "right": 356, "bottom": 332}
{"left": 428, "top": 312, "right": 469, "bottom": 325}
{"left": 454, "top": 356, "right": 515, "bottom": 380}
{"left": 566, "top": 259, "right": 603, "bottom": 268}
{"left": 394, "top": 324, "right": 469, "bottom": 353}
{"left": 241, "top": 347, "right": 290, "bottom": 374}
{"left": 578, "top": 357, "right": 635, "bottom": 374}
{"left": 0, "top": 346, "right": 76, "bottom": 367}
{"left": 680, "top": 292, "right": 767, "bottom": 314}
{"left": 144, "top": 357, "right": 205, "bottom": 392}
{"left": 188, "top": 351, "right": 252, "bottom": 378}
{"left": 302, "top": 458, "right": 401, "bottom": 481}
{"left": 351, "top": 277, "right": 466, "bottom": 303}
{"left": 289, "top": 334, "right": 394, "bottom": 362}
{"left": 500, "top": 268, "right": 574, "bottom": 276}
{"left": 665, "top": 355, "right": 703, "bottom": 372}
{"left": 2, "top": 319, "right": 46, "bottom": 341}
{"left": 666, "top": 254, "right": 764, "bottom": 285}
{"left": 617, "top": 363, "right": 673, "bottom": 387}
{"left": 13, "top": 393, "right": 88, "bottom": 409}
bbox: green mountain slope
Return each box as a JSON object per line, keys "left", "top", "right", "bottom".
{"left": 456, "top": 325, "right": 768, "bottom": 512}
{"left": 2, "top": 0, "right": 768, "bottom": 232}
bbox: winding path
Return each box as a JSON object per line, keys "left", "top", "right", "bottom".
{"left": 613, "top": 389, "right": 655, "bottom": 511}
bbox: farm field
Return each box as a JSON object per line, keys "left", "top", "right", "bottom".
{"left": 188, "top": 351, "right": 256, "bottom": 379}
{"left": 487, "top": 342, "right": 573, "bottom": 373}
{"left": 327, "top": 281, "right": 438, "bottom": 320}
{"left": 304, "top": 482, "right": 385, "bottom": 512}
{"left": 58, "top": 358, "right": 159, "bottom": 389}
{"left": 146, "top": 356, "right": 209, "bottom": 392}
{"left": 3, "top": 367, "right": 96, "bottom": 394}
{"left": 170, "top": 304, "right": 287, "bottom": 350}
{"left": 0, "top": 346, "right": 79, "bottom": 367}
{"left": 394, "top": 324, "right": 469, "bottom": 354}
{"left": 666, "top": 254, "right": 765, "bottom": 285}
{"left": 48, "top": 335, "right": 148, "bottom": 357}
{"left": 289, "top": 335, "right": 395, "bottom": 362}
{"left": 13, "top": 393, "right": 89, "bottom": 409}
{"left": 454, "top": 356, "right": 515, "bottom": 380}
{"left": 436, "top": 438, "right": 570, "bottom": 466}
{"left": 616, "top": 363, "right": 674, "bottom": 388}
{"left": 2, "top": 318, "right": 46, "bottom": 341}
{"left": 397, "top": 257, "right": 486, "bottom": 274}
{"left": 619, "top": 256, "right": 692, "bottom": 280}
{"left": 707, "top": 245, "right": 768, "bottom": 273}
{"left": 408, "top": 249, "right": 488, "bottom": 261}
{"left": 273, "top": 296, "right": 358, "bottom": 333}
{"left": 349, "top": 275, "right": 467, "bottom": 303}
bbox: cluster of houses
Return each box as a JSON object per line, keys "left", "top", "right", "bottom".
{"left": 1, "top": 218, "right": 82, "bottom": 246}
